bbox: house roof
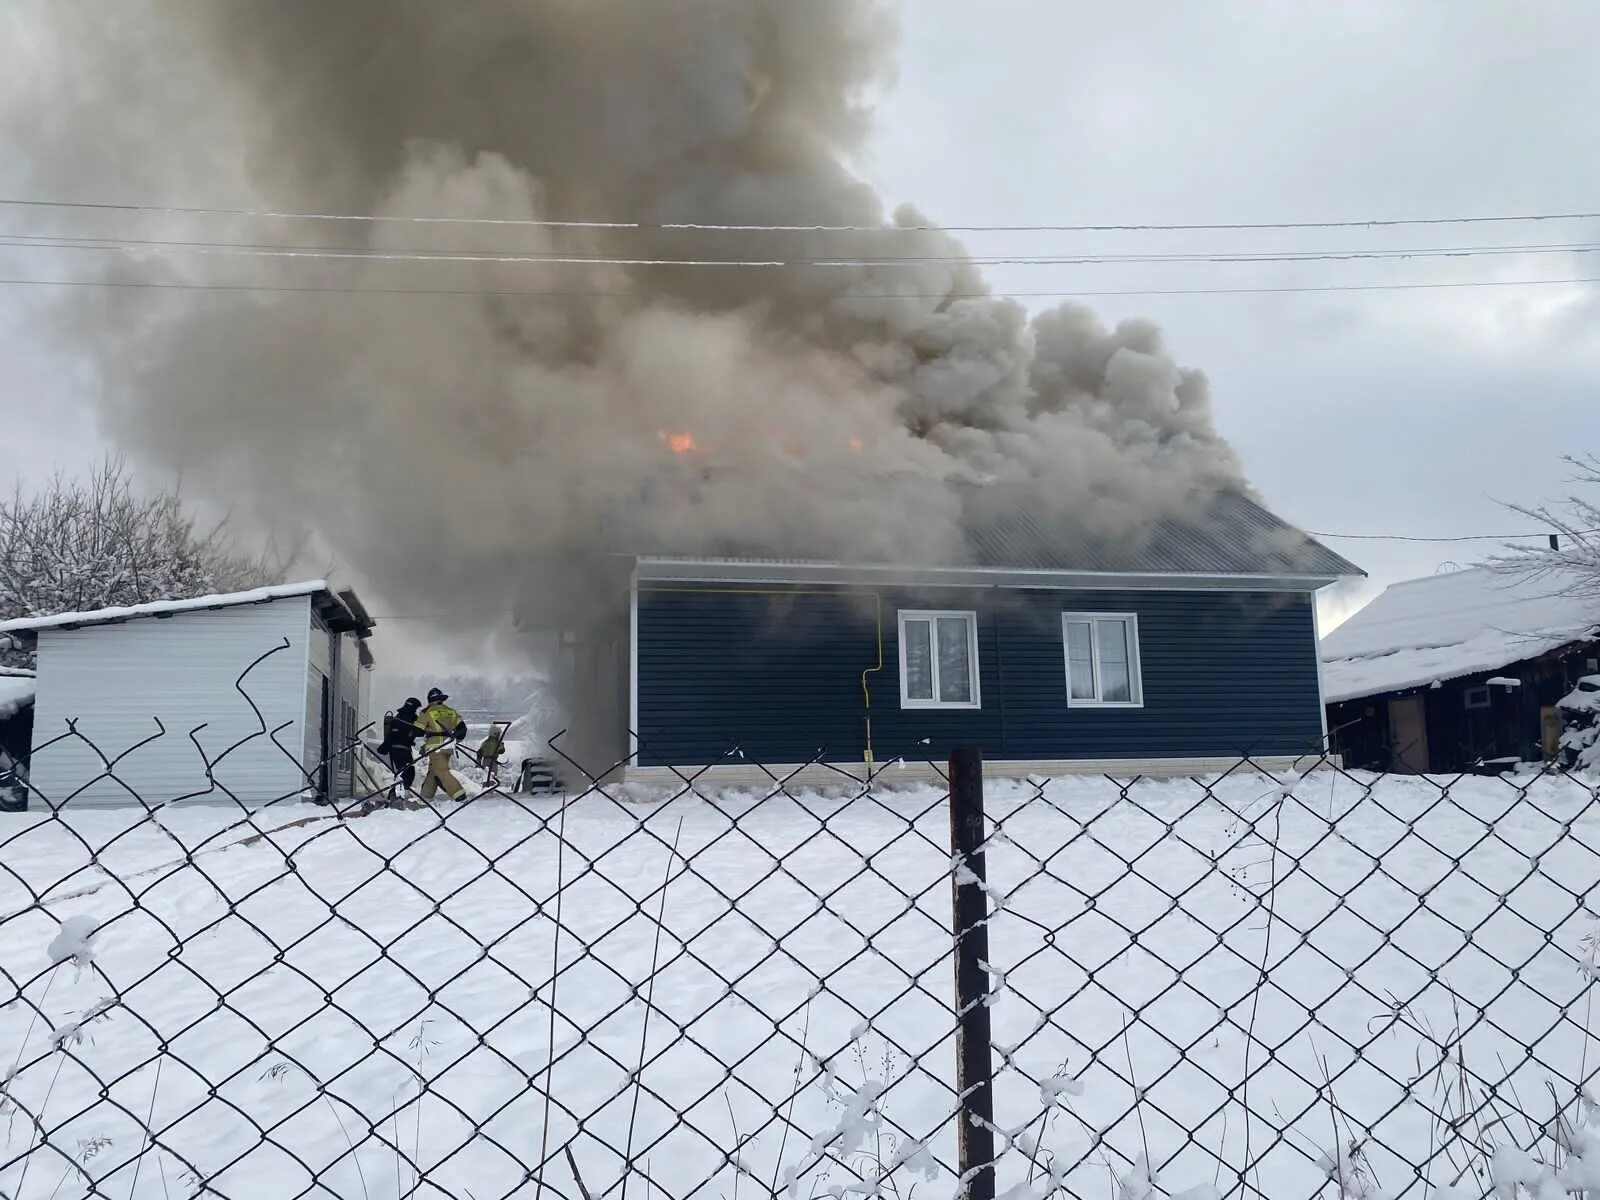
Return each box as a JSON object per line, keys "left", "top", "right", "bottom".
{"left": 0, "top": 580, "right": 375, "bottom": 641}
{"left": 955, "top": 489, "right": 1359, "bottom": 577}
{"left": 1320, "top": 566, "right": 1600, "bottom": 703}
{"left": 631, "top": 488, "right": 1361, "bottom": 584}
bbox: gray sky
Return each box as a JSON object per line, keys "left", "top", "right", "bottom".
{"left": 863, "top": 0, "right": 1600, "bottom": 619}
{"left": 3, "top": 0, "right": 1599, "bottom": 626}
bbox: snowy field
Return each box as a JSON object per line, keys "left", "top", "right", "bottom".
{"left": 3, "top": 768, "right": 1599, "bottom": 1200}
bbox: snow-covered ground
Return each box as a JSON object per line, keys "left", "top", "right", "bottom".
{"left": 2, "top": 768, "right": 1598, "bottom": 1199}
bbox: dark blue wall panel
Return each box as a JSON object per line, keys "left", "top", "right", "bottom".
{"left": 635, "top": 583, "right": 1323, "bottom": 766}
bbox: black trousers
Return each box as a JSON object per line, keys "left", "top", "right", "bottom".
{"left": 387, "top": 745, "right": 417, "bottom": 791}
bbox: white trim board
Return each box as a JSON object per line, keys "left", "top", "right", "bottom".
{"left": 628, "top": 568, "right": 640, "bottom": 762}
{"left": 634, "top": 557, "right": 1345, "bottom": 593}
{"left": 620, "top": 754, "right": 1337, "bottom": 789}
{"left": 1312, "top": 596, "right": 1330, "bottom": 746}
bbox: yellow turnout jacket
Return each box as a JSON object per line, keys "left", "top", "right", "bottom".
{"left": 417, "top": 703, "right": 465, "bottom": 753}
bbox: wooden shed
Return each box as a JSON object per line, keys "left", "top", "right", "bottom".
{"left": 1321, "top": 567, "right": 1600, "bottom": 773}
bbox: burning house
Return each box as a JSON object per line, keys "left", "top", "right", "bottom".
{"left": 544, "top": 473, "right": 1361, "bottom": 784}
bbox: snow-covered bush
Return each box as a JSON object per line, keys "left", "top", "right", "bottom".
{"left": 0, "top": 458, "right": 284, "bottom": 666}
{"left": 1557, "top": 676, "right": 1600, "bottom": 771}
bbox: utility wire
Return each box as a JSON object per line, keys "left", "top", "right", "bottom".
{"left": 14, "top": 231, "right": 1600, "bottom": 260}
{"left": 3, "top": 195, "right": 1600, "bottom": 233}
{"left": 1306, "top": 529, "right": 1588, "bottom": 543}
{"left": 7, "top": 232, "right": 1600, "bottom": 268}
{"left": 0, "top": 274, "right": 1594, "bottom": 299}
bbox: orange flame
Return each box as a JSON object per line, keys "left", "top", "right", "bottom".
{"left": 848, "top": 436, "right": 865, "bottom": 453}
{"left": 659, "top": 430, "right": 699, "bottom": 455}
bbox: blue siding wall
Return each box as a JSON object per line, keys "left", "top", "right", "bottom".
{"left": 635, "top": 584, "right": 1323, "bottom": 766}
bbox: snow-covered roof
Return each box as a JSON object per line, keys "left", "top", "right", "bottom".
{"left": 0, "top": 581, "right": 374, "bottom": 640}
{"left": 0, "top": 673, "right": 33, "bottom": 719}
{"left": 1321, "top": 567, "right": 1600, "bottom": 703}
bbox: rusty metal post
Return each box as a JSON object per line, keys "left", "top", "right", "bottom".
{"left": 949, "top": 746, "right": 996, "bottom": 1200}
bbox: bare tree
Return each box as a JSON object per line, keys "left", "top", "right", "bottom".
{"left": 0, "top": 458, "right": 290, "bottom": 666}
{"left": 1489, "top": 454, "right": 1600, "bottom": 597}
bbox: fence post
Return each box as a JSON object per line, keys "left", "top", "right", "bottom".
{"left": 949, "top": 746, "right": 996, "bottom": 1200}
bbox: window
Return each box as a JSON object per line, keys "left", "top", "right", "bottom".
{"left": 1062, "top": 613, "right": 1144, "bottom": 707}
{"left": 1463, "top": 686, "right": 1491, "bottom": 710}
{"left": 898, "top": 611, "right": 980, "bottom": 709}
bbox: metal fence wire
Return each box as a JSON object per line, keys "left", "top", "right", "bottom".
{"left": 3, "top": 686, "right": 1600, "bottom": 1199}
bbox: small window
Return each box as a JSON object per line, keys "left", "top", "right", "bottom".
{"left": 898, "top": 611, "right": 980, "bottom": 709}
{"left": 1062, "top": 613, "right": 1144, "bottom": 708}
{"left": 1464, "top": 686, "right": 1491, "bottom": 710}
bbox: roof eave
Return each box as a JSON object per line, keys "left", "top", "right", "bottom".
{"left": 1325, "top": 630, "right": 1600, "bottom": 703}
{"left": 339, "top": 588, "right": 376, "bottom": 637}
{"left": 634, "top": 555, "right": 1355, "bottom": 593}
{"left": 314, "top": 588, "right": 376, "bottom": 637}
{"left": 0, "top": 581, "right": 378, "bottom": 639}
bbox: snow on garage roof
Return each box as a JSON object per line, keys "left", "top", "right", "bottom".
{"left": 1321, "top": 566, "right": 1600, "bottom": 703}
{"left": 0, "top": 580, "right": 374, "bottom": 639}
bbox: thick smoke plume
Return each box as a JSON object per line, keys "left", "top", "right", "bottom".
{"left": 4, "top": 2, "right": 1243, "bottom": 675}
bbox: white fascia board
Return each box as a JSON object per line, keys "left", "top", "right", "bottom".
{"left": 628, "top": 563, "right": 640, "bottom": 762}
{"left": 633, "top": 556, "right": 1344, "bottom": 593}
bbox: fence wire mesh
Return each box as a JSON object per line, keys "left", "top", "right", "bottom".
{"left": 3, "top": 676, "right": 1600, "bottom": 1199}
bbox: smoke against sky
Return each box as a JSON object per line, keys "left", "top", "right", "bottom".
{"left": 2, "top": 1, "right": 1244, "bottom": 648}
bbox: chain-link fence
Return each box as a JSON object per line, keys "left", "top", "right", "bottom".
{"left": 3, "top": 688, "right": 1600, "bottom": 1200}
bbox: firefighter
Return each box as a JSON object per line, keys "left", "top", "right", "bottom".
{"left": 477, "top": 722, "right": 507, "bottom": 788}
{"left": 416, "top": 687, "right": 469, "bottom": 802}
{"left": 376, "top": 696, "right": 424, "bottom": 800}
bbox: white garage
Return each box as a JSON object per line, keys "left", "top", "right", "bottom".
{"left": 0, "top": 581, "right": 375, "bottom": 809}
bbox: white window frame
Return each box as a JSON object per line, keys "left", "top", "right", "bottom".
{"left": 897, "top": 610, "right": 982, "bottom": 710}
{"left": 1062, "top": 612, "right": 1145, "bottom": 709}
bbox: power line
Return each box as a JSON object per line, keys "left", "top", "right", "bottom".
{"left": 2, "top": 195, "right": 1600, "bottom": 233}
{"left": 0, "top": 239, "right": 797, "bottom": 269}
{"left": 0, "top": 274, "right": 1596, "bottom": 300}
{"left": 1307, "top": 529, "right": 1576, "bottom": 543}
{"left": 7, "top": 231, "right": 1600, "bottom": 269}
{"left": 15, "top": 231, "right": 1600, "bottom": 261}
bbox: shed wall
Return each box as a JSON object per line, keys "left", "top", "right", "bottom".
{"left": 28, "top": 597, "right": 313, "bottom": 807}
